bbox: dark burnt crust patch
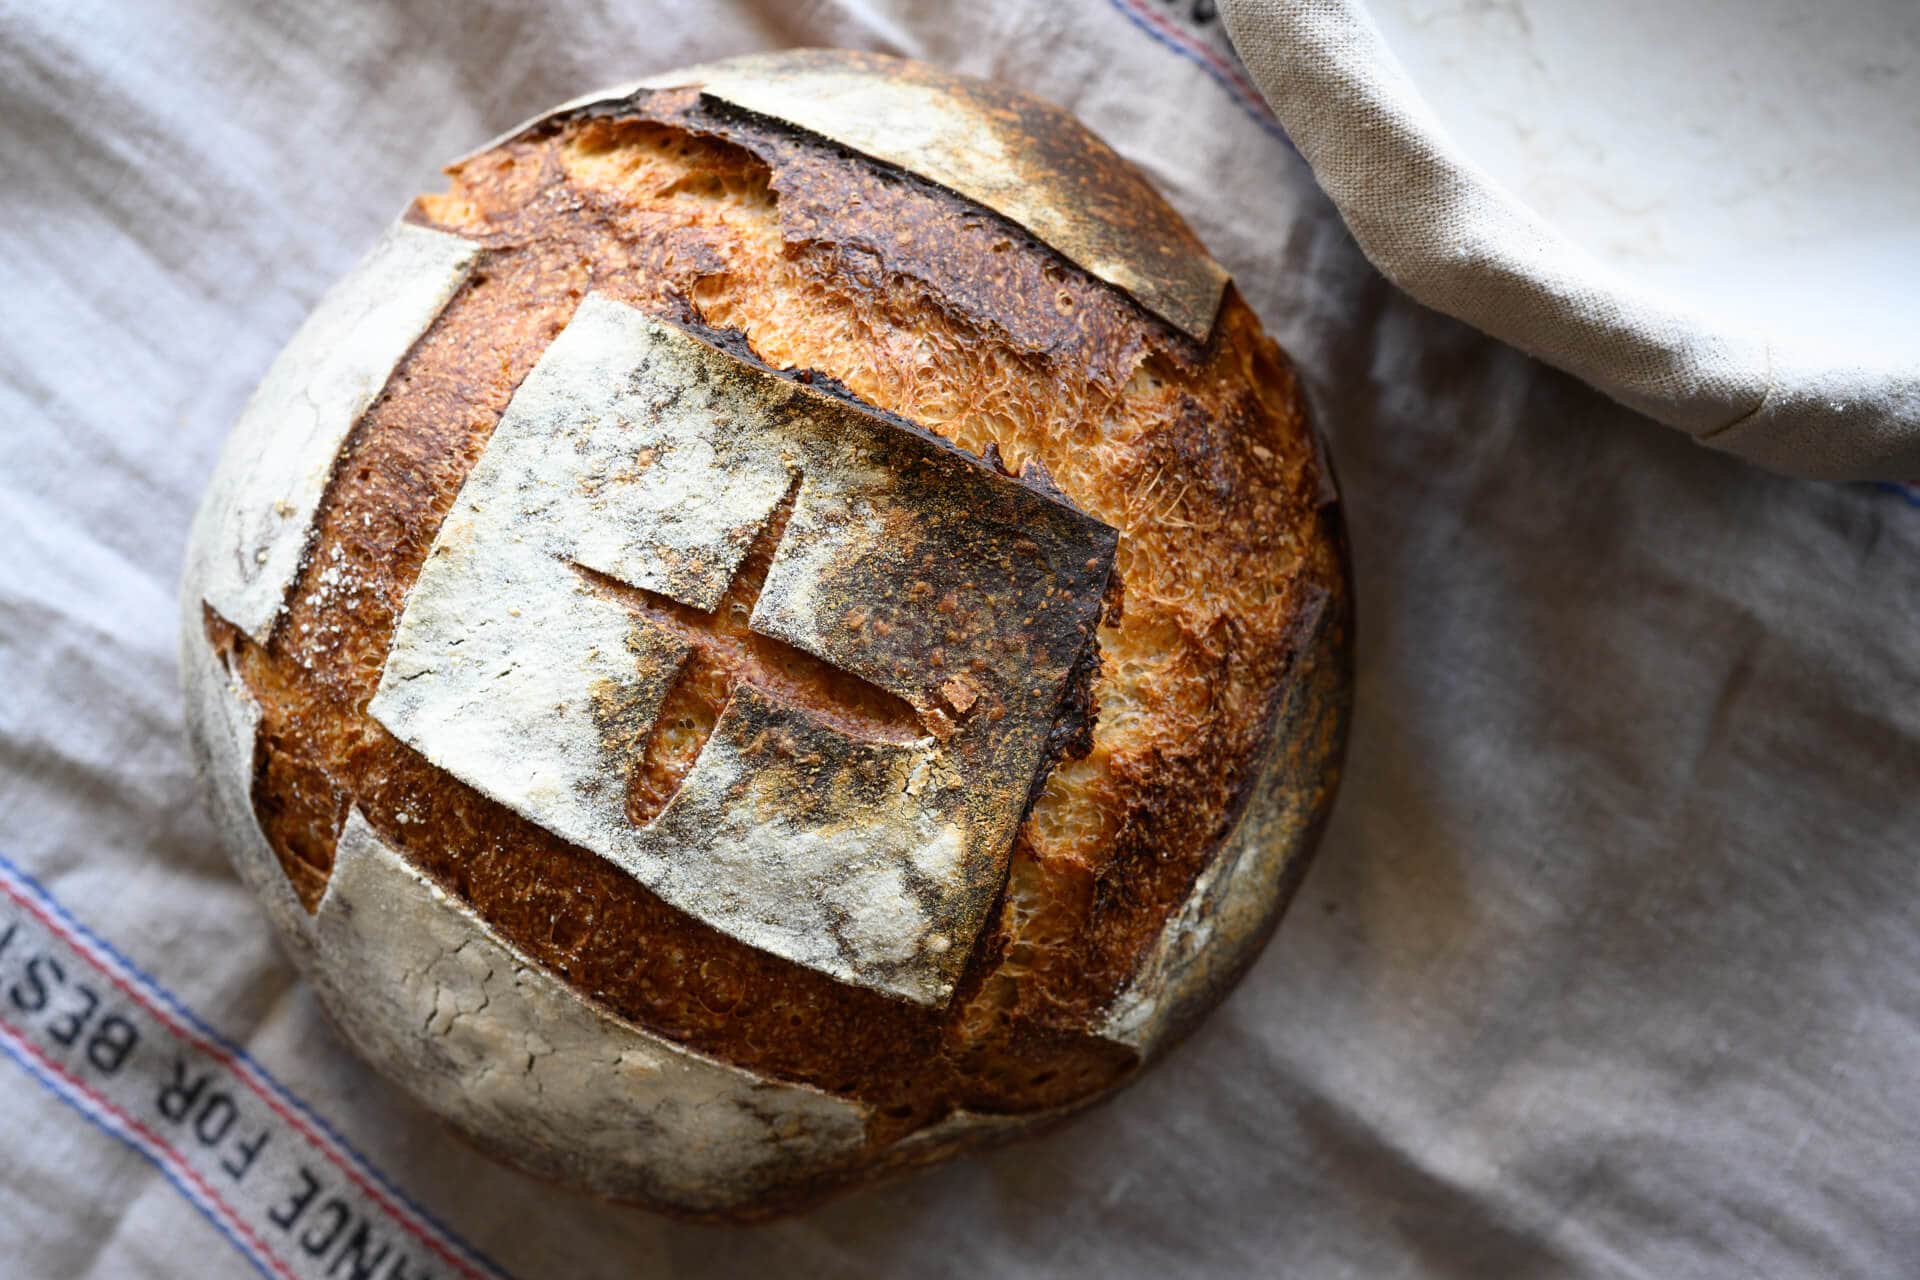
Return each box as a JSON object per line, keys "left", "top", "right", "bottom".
{"left": 688, "top": 47, "right": 1229, "bottom": 336}
{"left": 1043, "top": 636, "right": 1102, "bottom": 770}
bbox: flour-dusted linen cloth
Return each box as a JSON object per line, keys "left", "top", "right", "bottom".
{"left": 2, "top": 2, "right": 1917, "bottom": 1277}
{"left": 1222, "top": 0, "right": 1920, "bottom": 480}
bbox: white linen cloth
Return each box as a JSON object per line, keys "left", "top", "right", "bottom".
{"left": 1, "top": 1, "right": 1916, "bottom": 1276}
{"left": 1222, "top": 0, "right": 1920, "bottom": 480}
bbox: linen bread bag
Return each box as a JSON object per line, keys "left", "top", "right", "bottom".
{"left": 180, "top": 49, "right": 1350, "bottom": 1219}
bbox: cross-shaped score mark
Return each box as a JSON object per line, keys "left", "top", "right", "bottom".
{"left": 574, "top": 474, "right": 927, "bottom": 827}
{"left": 368, "top": 297, "right": 1118, "bottom": 999}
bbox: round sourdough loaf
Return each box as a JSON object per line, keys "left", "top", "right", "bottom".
{"left": 181, "top": 49, "right": 1350, "bottom": 1220}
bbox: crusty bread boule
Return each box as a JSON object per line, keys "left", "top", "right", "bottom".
{"left": 181, "top": 49, "right": 1349, "bottom": 1220}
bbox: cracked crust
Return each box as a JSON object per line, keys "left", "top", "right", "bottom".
{"left": 181, "top": 51, "right": 1348, "bottom": 1219}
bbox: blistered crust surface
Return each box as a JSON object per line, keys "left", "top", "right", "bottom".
{"left": 370, "top": 296, "right": 1114, "bottom": 1004}
{"left": 1100, "top": 575, "right": 1350, "bottom": 1053}
{"left": 474, "top": 49, "right": 1228, "bottom": 339}
{"left": 312, "top": 812, "right": 869, "bottom": 1214}
{"left": 199, "top": 223, "right": 477, "bottom": 643}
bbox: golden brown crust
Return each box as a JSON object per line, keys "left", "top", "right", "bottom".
{"left": 214, "top": 81, "right": 1339, "bottom": 1174}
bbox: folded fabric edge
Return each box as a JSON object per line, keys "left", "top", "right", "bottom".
{"left": 1220, "top": 0, "right": 1919, "bottom": 481}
